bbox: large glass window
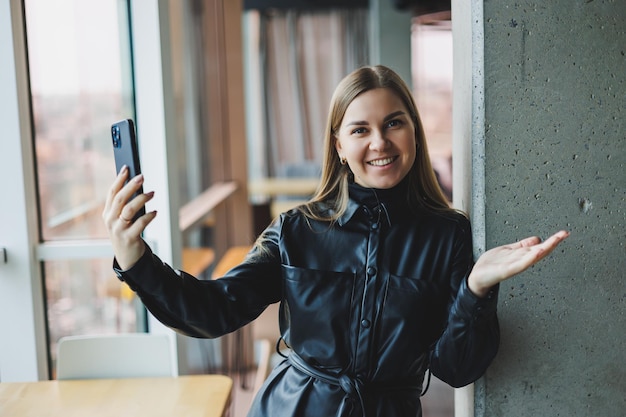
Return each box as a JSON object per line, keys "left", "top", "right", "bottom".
{"left": 24, "top": 0, "right": 141, "bottom": 374}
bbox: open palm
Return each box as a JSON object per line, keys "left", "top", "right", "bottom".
{"left": 468, "top": 230, "right": 570, "bottom": 297}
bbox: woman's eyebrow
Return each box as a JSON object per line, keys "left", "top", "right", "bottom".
{"left": 383, "top": 111, "right": 406, "bottom": 122}
{"left": 344, "top": 120, "right": 369, "bottom": 127}
{"left": 344, "top": 111, "right": 406, "bottom": 128}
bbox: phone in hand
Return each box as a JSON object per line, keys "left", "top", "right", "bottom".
{"left": 111, "top": 118, "right": 146, "bottom": 222}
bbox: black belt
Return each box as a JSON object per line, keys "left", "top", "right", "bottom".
{"left": 287, "top": 352, "right": 422, "bottom": 417}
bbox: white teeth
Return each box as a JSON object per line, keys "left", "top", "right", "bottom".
{"left": 368, "top": 157, "right": 394, "bottom": 166}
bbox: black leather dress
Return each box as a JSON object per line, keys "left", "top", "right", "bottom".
{"left": 114, "top": 181, "right": 500, "bottom": 417}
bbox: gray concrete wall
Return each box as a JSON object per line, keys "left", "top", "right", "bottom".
{"left": 479, "top": 1, "right": 625, "bottom": 416}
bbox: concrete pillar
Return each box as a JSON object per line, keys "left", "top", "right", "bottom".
{"left": 455, "top": 0, "right": 626, "bottom": 415}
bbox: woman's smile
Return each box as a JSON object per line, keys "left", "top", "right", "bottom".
{"left": 368, "top": 156, "right": 398, "bottom": 167}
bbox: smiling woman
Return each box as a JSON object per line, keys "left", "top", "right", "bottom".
{"left": 103, "top": 64, "right": 569, "bottom": 417}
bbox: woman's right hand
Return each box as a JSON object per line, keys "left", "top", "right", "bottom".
{"left": 102, "top": 166, "right": 157, "bottom": 270}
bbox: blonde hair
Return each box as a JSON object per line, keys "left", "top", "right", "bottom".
{"left": 302, "top": 65, "right": 452, "bottom": 221}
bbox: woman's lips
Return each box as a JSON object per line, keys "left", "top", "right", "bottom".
{"left": 367, "top": 156, "right": 397, "bottom": 166}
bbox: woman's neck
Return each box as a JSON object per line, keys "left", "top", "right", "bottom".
{"left": 348, "top": 178, "right": 408, "bottom": 209}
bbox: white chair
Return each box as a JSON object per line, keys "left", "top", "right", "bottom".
{"left": 252, "top": 339, "right": 272, "bottom": 397}
{"left": 56, "top": 333, "right": 177, "bottom": 380}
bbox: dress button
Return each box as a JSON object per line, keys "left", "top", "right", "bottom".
{"left": 371, "top": 223, "right": 379, "bottom": 230}
{"left": 361, "top": 319, "right": 371, "bottom": 328}
{"left": 367, "top": 267, "right": 376, "bottom": 276}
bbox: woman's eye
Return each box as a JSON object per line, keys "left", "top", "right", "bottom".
{"left": 351, "top": 127, "right": 367, "bottom": 135}
{"left": 386, "top": 119, "right": 402, "bottom": 128}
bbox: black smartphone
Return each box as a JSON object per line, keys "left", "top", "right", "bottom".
{"left": 111, "top": 119, "right": 146, "bottom": 222}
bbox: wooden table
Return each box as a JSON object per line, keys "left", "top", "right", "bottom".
{"left": 182, "top": 247, "right": 216, "bottom": 277}
{"left": 0, "top": 375, "right": 232, "bottom": 417}
{"left": 212, "top": 245, "right": 252, "bottom": 278}
{"left": 249, "top": 177, "right": 319, "bottom": 219}
{"left": 248, "top": 177, "right": 319, "bottom": 197}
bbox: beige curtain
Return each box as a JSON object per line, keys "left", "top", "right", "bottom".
{"left": 255, "top": 8, "right": 369, "bottom": 178}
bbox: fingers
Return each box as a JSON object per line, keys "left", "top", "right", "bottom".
{"left": 119, "top": 191, "right": 155, "bottom": 223}
{"left": 543, "top": 230, "right": 570, "bottom": 247}
{"left": 104, "top": 166, "right": 130, "bottom": 215}
{"left": 516, "top": 236, "right": 542, "bottom": 248}
{"left": 116, "top": 209, "right": 157, "bottom": 237}
{"left": 532, "top": 230, "right": 570, "bottom": 262}
{"left": 103, "top": 168, "right": 155, "bottom": 235}
{"left": 104, "top": 170, "right": 144, "bottom": 219}
{"left": 102, "top": 168, "right": 157, "bottom": 270}
{"left": 114, "top": 173, "right": 145, "bottom": 213}
{"left": 112, "top": 189, "right": 155, "bottom": 235}
{"left": 514, "top": 230, "right": 570, "bottom": 250}
{"left": 507, "top": 231, "right": 570, "bottom": 273}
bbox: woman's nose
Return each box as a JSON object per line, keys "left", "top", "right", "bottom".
{"left": 369, "top": 130, "right": 389, "bottom": 151}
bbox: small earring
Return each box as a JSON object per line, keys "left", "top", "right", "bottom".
{"left": 340, "top": 157, "right": 347, "bottom": 165}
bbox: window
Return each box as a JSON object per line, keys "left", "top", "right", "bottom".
{"left": 3, "top": 0, "right": 264, "bottom": 382}
{"left": 24, "top": 0, "right": 142, "bottom": 375}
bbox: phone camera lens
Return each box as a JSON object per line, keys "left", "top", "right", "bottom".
{"left": 112, "top": 126, "right": 121, "bottom": 148}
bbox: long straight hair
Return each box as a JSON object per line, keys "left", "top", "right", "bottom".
{"left": 302, "top": 65, "right": 452, "bottom": 221}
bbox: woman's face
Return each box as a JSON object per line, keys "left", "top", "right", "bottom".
{"left": 335, "top": 88, "right": 416, "bottom": 189}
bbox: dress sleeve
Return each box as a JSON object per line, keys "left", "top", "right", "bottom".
{"left": 113, "top": 218, "right": 283, "bottom": 339}
{"left": 429, "top": 217, "right": 500, "bottom": 388}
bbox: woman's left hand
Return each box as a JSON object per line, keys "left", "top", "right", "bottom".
{"left": 468, "top": 230, "right": 570, "bottom": 297}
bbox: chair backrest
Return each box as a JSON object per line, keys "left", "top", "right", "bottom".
{"left": 252, "top": 338, "right": 272, "bottom": 397}
{"left": 56, "top": 333, "right": 176, "bottom": 380}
